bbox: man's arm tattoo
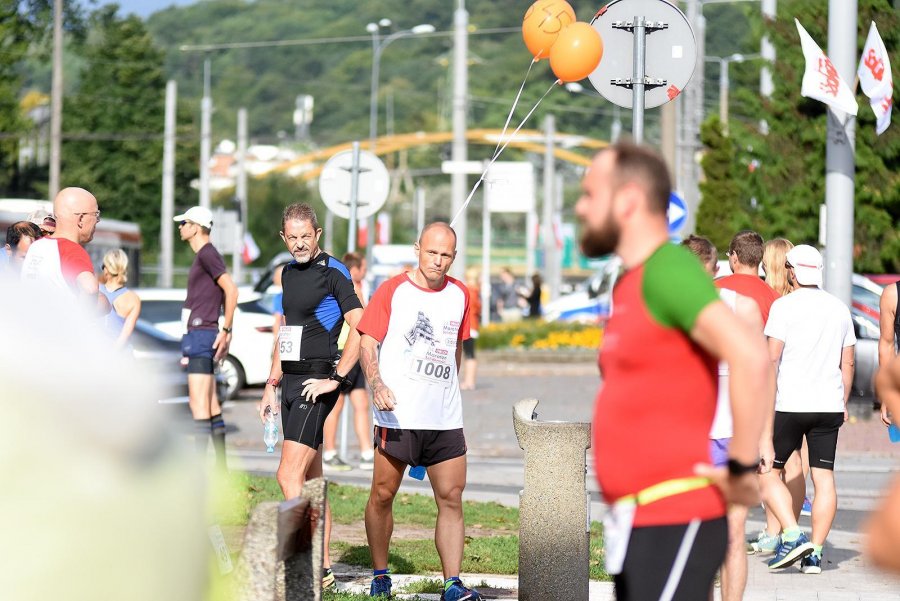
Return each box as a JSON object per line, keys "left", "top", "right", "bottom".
{"left": 361, "top": 344, "right": 385, "bottom": 390}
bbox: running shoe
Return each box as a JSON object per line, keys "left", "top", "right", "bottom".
{"left": 323, "top": 454, "right": 352, "bottom": 472}
{"left": 441, "top": 578, "right": 482, "bottom": 601}
{"left": 801, "top": 496, "right": 812, "bottom": 516}
{"left": 747, "top": 530, "right": 780, "bottom": 555}
{"left": 322, "top": 568, "right": 335, "bottom": 589}
{"left": 768, "top": 532, "right": 815, "bottom": 569}
{"left": 360, "top": 451, "right": 375, "bottom": 470}
{"left": 800, "top": 551, "right": 822, "bottom": 574}
{"left": 370, "top": 574, "right": 392, "bottom": 598}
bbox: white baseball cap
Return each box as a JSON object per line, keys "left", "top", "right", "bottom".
{"left": 173, "top": 206, "right": 213, "bottom": 229}
{"left": 786, "top": 244, "right": 823, "bottom": 287}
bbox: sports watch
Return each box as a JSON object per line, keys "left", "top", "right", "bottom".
{"left": 727, "top": 457, "right": 760, "bottom": 476}
{"left": 329, "top": 369, "right": 353, "bottom": 392}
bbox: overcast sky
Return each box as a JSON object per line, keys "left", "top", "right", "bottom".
{"left": 106, "top": 0, "right": 198, "bottom": 19}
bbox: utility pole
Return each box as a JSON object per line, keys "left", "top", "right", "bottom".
{"left": 49, "top": 0, "right": 63, "bottom": 200}
{"left": 159, "top": 80, "right": 177, "bottom": 288}
{"left": 450, "top": 0, "right": 469, "bottom": 278}
{"left": 200, "top": 56, "right": 212, "bottom": 209}
{"left": 760, "top": 0, "right": 776, "bottom": 133}
{"left": 680, "top": 0, "right": 704, "bottom": 235}
{"left": 824, "top": 0, "right": 857, "bottom": 307}
{"left": 661, "top": 101, "right": 677, "bottom": 181}
{"left": 234, "top": 108, "right": 248, "bottom": 285}
{"left": 542, "top": 115, "right": 559, "bottom": 301}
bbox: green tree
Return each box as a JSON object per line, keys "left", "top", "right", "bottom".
{"left": 726, "top": 0, "right": 900, "bottom": 272}
{"left": 697, "top": 115, "right": 750, "bottom": 253}
{"left": 62, "top": 5, "right": 197, "bottom": 254}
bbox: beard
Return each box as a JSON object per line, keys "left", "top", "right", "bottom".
{"left": 579, "top": 218, "right": 619, "bottom": 258}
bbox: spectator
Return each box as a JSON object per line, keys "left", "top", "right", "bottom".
{"left": 4, "top": 221, "right": 42, "bottom": 273}
{"left": 461, "top": 267, "right": 482, "bottom": 390}
{"left": 496, "top": 267, "right": 521, "bottom": 322}
{"left": 27, "top": 209, "right": 56, "bottom": 237}
{"left": 99, "top": 249, "right": 142, "bottom": 350}
{"left": 763, "top": 239, "right": 795, "bottom": 297}
{"left": 519, "top": 272, "right": 542, "bottom": 319}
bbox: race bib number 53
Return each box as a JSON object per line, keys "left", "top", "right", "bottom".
{"left": 279, "top": 326, "right": 303, "bottom": 362}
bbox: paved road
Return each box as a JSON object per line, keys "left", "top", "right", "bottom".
{"left": 198, "top": 359, "right": 900, "bottom": 599}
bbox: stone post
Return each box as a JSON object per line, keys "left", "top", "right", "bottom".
{"left": 236, "top": 477, "right": 328, "bottom": 601}
{"left": 513, "top": 398, "right": 591, "bottom": 601}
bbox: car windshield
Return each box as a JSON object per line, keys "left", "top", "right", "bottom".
{"left": 139, "top": 300, "right": 184, "bottom": 324}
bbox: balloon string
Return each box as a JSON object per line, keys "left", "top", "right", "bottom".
{"left": 450, "top": 80, "right": 559, "bottom": 228}
{"left": 491, "top": 58, "right": 537, "bottom": 161}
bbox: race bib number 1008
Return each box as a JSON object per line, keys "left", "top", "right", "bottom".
{"left": 407, "top": 351, "right": 452, "bottom": 388}
{"left": 279, "top": 326, "right": 303, "bottom": 362}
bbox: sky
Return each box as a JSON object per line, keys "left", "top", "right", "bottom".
{"left": 105, "top": 0, "right": 198, "bottom": 19}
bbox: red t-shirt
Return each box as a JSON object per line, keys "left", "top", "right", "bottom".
{"left": 716, "top": 273, "right": 778, "bottom": 324}
{"left": 56, "top": 238, "right": 94, "bottom": 286}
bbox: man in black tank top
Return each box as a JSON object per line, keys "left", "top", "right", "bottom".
{"left": 256, "top": 203, "right": 363, "bottom": 590}
{"left": 878, "top": 281, "right": 900, "bottom": 426}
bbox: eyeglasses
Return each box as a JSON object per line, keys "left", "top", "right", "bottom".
{"left": 74, "top": 210, "right": 101, "bottom": 221}
{"left": 785, "top": 262, "right": 794, "bottom": 269}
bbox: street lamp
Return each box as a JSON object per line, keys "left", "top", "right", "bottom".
{"left": 705, "top": 53, "right": 759, "bottom": 133}
{"left": 367, "top": 20, "right": 435, "bottom": 152}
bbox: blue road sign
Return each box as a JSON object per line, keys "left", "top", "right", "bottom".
{"left": 668, "top": 191, "right": 688, "bottom": 234}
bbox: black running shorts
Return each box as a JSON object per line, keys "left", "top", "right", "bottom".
{"left": 281, "top": 373, "right": 340, "bottom": 449}
{"left": 772, "top": 411, "right": 844, "bottom": 470}
{"left": 374, "top": 426, "right": 467, "bottom": 467}
{"left": 615, "top": 517, "right": 726, "bottom": 601}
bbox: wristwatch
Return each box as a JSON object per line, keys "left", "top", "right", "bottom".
{"left": 266, "top": 378, "right": 281, "bottom": 388}
{"left": 329, "top": 369, "right": 353, "bottom": 392}
{"left": 727, "top": 457, "right": 760, "bottom": 476}
{"left": 222, "top": 326, "right": 233, "bottom": 334}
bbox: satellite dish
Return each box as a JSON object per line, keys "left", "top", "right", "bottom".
{"left": 588, "top": 0, "right": 697, "bottom": 110}
{"left": 318, "top": 150, "right": 389, "bottom": 220}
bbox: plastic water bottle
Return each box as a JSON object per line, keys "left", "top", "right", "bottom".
{"left": 408, "top": 465, "right": 426, "bottom": 480}
{"left": 263, "top": 410, "right": 279, "bottom": 453}
{"left": 889, "top": 423, "right": 900, "bottom": 444}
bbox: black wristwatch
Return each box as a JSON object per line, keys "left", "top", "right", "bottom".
{"left": 329, "top": 368, "right": 353, "bottom": 392}
{"left": 222, "top": 326, "right": 233, "bottom": 334}
{"left": 727, "top": 457, "right": 760, "bottom": 476}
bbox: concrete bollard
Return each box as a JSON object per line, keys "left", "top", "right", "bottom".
{"left": 235, "top": 477, "right": 327, "bottom": 601}
{"left": 513, "top": 398, "right": 591, "bottom": 601}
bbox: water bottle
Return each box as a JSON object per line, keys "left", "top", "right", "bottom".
{"left": 889, "top": 423, "right": 900, "bottom": 444}
{"left": 263, "top": 409, "right": 279, "bottom": 453}
{"left": 408, "top": 465, "right": 426, "bottom": 480}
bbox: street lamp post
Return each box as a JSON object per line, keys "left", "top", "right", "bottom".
{"left": 705, "top": 53, "right": 759, "bottom": 133}
{"left": 365, "top": 20, "right": 434, "bottom": 260}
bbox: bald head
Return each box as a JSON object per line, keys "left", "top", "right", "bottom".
{"left": 53, "top": 187, "right": 100, "bottom": 245}
{"left": 418, "top": 222, "right": 457, "bottom": 248}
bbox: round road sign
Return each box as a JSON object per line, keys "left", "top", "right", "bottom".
{"left": 318, "top": 149, "right": 389, "bottom": 220}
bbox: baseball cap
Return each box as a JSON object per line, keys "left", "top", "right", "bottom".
{"left": 27, "top": 209, "right": 56, "bottom": 234}
{"left": 173, "top": 206, "right": 213, "bottom": 229}
{"left": 786, "top": 244, "right": 823, "bottom": 287}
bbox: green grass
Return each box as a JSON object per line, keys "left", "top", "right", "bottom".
{"left": 210, "top": 471, "right": 610, "bottom": 593}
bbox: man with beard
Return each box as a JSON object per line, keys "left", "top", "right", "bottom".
{"left": 575, "top": 142, "right": 770, "bottom": 601}
{"left": 257, "top": 202, "right": 364, "bottom": 590}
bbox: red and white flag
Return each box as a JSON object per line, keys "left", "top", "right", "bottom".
{"left": 795, "top": 19, "right": 858, "bottom": 116}
{"left": 857, "top": 21, "right": 893, "bottom": 135}
{"left": 241, "top": 231, "right": 261, "bottom": 265}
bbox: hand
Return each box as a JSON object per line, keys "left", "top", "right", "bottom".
{"left": 881, "top": 403, "right": 892, "bottom": 427}
{"left": 213, "top": 330, "right": 232, "bottom": 362}
{"left": 258, "top": 387, "right": 279, "bottom": 424}
{"left": 301, "top": 377, "right": 339, "bottom": 403}
{"left": 758, "top": 441, "right": 775, "bottom": 475}
{"left": 372, "top": 383, "right": 397, "bottom": 411}
{"left": 694, "top": 462, "right": 761, "bottom": 508}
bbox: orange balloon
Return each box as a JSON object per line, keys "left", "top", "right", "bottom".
{"left": 522, "top": 0, "right": 576, "bottom": 60}
{"left": 549, "top": 22, "right": 604, "bottom": 83}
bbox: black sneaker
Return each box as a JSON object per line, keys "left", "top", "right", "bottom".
{"left": 323, "top": 454, "right": 352, "bottom": 472}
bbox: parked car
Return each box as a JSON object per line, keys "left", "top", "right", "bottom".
{"left": 134, "top": 288, "right": 275, "bottom": 399}
{"left": 543, "top": 257, "right": 622, "bottom": 323}
{"left": 850, "top": 306, "right": 880, "bottom": 406}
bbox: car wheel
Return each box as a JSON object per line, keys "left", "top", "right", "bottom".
{"left": 218, "top": 356, "right": 246, "bottom": 400}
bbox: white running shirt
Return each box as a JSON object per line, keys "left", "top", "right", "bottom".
{"left": 357, "top": 272, "right": 471, "bottom": 430}
{"left": 709, "top": 289, "right": 737, "bottom": 440}
{"left": 764, "top": 287, "right": 856, "bottom": 413}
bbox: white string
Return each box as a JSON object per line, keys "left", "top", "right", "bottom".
{"left": 491, "top": 58, "right": 537, "bottom": 160}
{"left": 450, "top": 80, "right": 559, "bottom": 228}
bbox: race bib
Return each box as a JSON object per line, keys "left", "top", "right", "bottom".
{"left": 278, "top": 326, "right": 303, "bottom": 362}
{"left": 181, "top": 308, "right": 191, "bottom": 334}
{"left": 602, "top": 498, "right": 636, "bottom": 576}
{"left": 406, "top": 348, "right": 453, "bottom": 388}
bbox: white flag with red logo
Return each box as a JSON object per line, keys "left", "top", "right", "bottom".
{"left": 857, "top": 21, "right": 893, "bottom": 135}
{"left": 241, "top": 231, "right": 261, "bottom": 265}
{"left": 795, "top": 19, "right": 858, "bottom": 116}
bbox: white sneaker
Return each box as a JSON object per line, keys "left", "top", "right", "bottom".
{"left": 359, "top": 451, "right": 375, "bottom": 470}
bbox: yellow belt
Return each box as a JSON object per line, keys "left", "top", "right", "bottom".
{"left": 617, "top": 477, "right": 711, "bottom": 507}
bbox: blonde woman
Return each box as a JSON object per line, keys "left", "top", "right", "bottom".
{"left": 100, "top": 249, "right": 142, "bottom": 349}
{"left": 763, "top": 238, "right": 795, "bottom": 297}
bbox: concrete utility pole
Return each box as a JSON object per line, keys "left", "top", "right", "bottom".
{"left": 824, "top": 0, "right": 857, "bottom": 307}
{"left": 661, "top": 101, "right": 677, "bottom": 181}
{"left": 450, "top": 0, "right": 469, "bottom": 278}
{"left": 199, "top": 57, "right": 212, "bottom": 209}
{"left": 159, "top": 80, "right": 177, "bottom": 288}
{"left": 542, "top": 115, "right": 559, "bottom": 301}
{"left": 49, "top": 0, "right": 63, "bottom": 200}
{"left": 234, "top": 107, "right": 248, "bottom": 284}
{"left": 679, "top": 0, "right": 704, "bottom": 235}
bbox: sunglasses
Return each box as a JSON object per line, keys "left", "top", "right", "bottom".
{"left": 785, "top": 262, "right": 794, "bottom": 269}
{"left": 179, "top": 221, "right": 192, "bottom": 227}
